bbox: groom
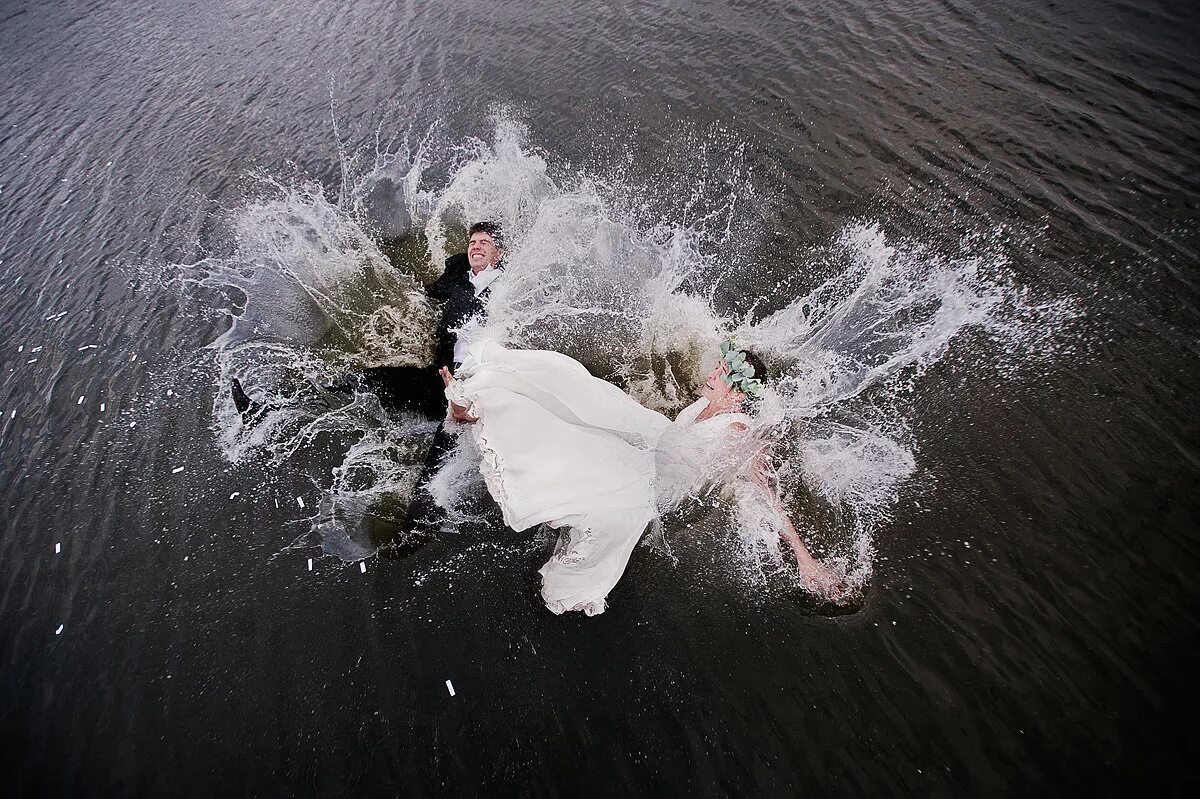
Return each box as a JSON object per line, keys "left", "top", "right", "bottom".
{"left": 350, "top": 220, "right": 506, "bottom": 416}
{"left": 230, "top": 222, "right": 506, "bottom": 528}
{"left": 368, "top": 220, "right": 506, "bottom": 530}
{"left": 435, "top": 221, "right": 506, "bottom": 369}
{"left": 358, "top": 221, "right": 508, "bottom": 530}
{"left": 231, "top": 221, "right": 505, "bottom": 417}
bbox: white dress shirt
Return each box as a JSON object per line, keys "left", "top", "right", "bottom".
{"left": 453, "top": 265, "right": 502, "bottom": 366}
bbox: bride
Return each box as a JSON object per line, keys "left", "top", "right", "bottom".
{"left": 439, "top": 337, "right": 844, "bottom": 616}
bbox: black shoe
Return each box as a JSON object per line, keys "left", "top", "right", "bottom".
{"left": 230, "top": 378, "right": 253, "bottom": 415}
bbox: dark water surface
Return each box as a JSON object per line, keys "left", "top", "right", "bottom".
{"left": 2, "top": 0, "right": 1198, "bottom": 795}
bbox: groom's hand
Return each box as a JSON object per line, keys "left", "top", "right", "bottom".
{"left": 441, "top": 366, "right": 477, "bottom": 423}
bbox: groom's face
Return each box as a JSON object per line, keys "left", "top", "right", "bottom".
{"left": 467, "top": 232, "right": 503, "bottom": 272}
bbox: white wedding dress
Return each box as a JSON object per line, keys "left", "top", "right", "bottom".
{"left": 446, "top": 341, "right": 752, "bottom": 616}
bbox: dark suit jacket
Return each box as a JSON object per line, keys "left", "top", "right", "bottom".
{"left": 426, "top": 252, "right": 494, "bottom": 370}
{"left": 356, "top": 252, "right": 496, "bottom": 417}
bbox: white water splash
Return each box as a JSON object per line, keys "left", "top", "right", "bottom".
{"left": 184, "top": 114, "right": 1074, "bottom": 601}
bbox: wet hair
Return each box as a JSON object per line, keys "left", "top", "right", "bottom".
{"left": 469, "top": 221, "right": 504, "bottom": 249}
{"left": 737, "top": 349, "right": 768, "bottom": 413}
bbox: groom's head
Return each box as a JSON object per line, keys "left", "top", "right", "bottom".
{"left": 467, "top": 221, "right": 505, "bottom": 272}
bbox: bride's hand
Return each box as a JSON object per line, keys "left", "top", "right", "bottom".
{"left": 794, "top": 556, "right": 851, "bottom": 603}
{"left": 781, "top": 527, "right": 851, "bottom": 602}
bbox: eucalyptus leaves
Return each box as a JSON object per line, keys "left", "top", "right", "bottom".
{"left": 718, "top": 337, "right": 764, "bottom": 399}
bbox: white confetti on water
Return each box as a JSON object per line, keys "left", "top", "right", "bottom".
{"left": 55, "top": 624, "right": 64, "bottom": 635}
{"left": 307, "top": 559, "right": 313, "bottom": 571}
{"left": 359, "top": 561, "right": 366, "bottom": 573}
{"left": 99, "top": 403, "right": 105, "bottom": 412}
{"left": 76, "top": 395, "right": 84, "bottom": 405}
{"left": 171, "top": 466, "right": 184, "bottom": 474}
{"left": 445, "top": 680, "right": 456, "bottom": 697}
{"left": 229, "top": 492, "right": 240, "bottom": 499}
{"left": 296, "top": 496, "right": 304, "bottom": 508}
{"left": 55, "top": 542, "right": 61, "bottom": 554}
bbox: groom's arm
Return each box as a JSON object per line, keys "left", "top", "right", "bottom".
{"left": 440, "top": 367, "right": 477, "bottom": 423}
{"left": 425, "top": 252, "right": 469, "bottom": 302}
{"left": 425, "top": 252, "right": 474, "bottom": 371}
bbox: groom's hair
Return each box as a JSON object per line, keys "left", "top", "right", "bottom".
{"left": 469, "top": 221, "right": 504, "bottom": 249}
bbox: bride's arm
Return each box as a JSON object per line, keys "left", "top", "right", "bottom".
{"left": 732, "top": 423, "right": 845, "bottom": 595}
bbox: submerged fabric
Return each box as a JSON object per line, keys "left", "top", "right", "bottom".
{"left": 449, "top": 342, "right": 749, "bottom": 615}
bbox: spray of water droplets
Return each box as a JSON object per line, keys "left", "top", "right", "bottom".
{"left": 179, "top": 113, "right": 1076, "bottom": 599}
